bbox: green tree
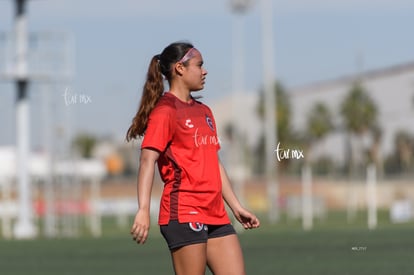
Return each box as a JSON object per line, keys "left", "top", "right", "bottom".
{"left": 395, "top": 130, "right": 413, "bottom": 173}
{"left": 340, "top": 82, "right": 379, "bottom": 223}
{"left": 340, "top": 82, "right": 377, "bottom": 134}
{"left": 384, "top": 130, "right": 414, "bottom": 175}
{"left": 304, "top": 102, "right": 333, "bottom": 169}
{"left": 257, "top": 82, "right": 292, "bottom": 145}
{"left": 305, "top": 102, "right": 333, "bottom": 143}
{"left": 255, "top": 82, "right": 293, "bottom": 174}
{"left": 72, "top": 133, "right": 97, "bottom": 159}
{"left": 368, "top": 125, "right": 383, "bottom": 177}
{"left": 340, "top": 81, "right": 378, "bottom": 175}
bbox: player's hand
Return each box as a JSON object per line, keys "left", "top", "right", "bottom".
{"left": 130, "top": 210, "right": 150, "bottom": 244}
{"left": 233, "top": 208, "right": 260, "bottom": 230}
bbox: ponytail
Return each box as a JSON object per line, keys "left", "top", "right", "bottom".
{"left": 126, "top": 55, "right": 164, "bottom": 141}
{"left": 126, "top": 41, "right": 194, "bottom": 141}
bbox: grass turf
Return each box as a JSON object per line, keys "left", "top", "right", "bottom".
{"left": 1, "top": 212, "right": 414, "bottom": 275}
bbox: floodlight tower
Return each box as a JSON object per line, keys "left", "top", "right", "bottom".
{"left": 230, "top": 0, "right": 252, "bottom": 93}
{"left": 229, "top": 0, "right": 253, "bottom": 208}
{"left": 261, "top": 0, "right": 279, "bottom": 223}
{"left": 12, "top": 0, "right": 37, "bottom": 239}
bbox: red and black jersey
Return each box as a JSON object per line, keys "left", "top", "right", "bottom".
{"left": 141, "top": 92, "right": 230, "bottom": 225}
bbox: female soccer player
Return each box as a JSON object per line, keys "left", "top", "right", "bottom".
{"left": 126, "top": 41, "right": 260, "bottom": 275}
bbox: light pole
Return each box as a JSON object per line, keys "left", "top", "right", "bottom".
{"left": 12, "top": 0, "right": 37, "bottom": 239}
{"left": 230, "top": 0, "right": 251, "bottom": 93}
{"left": 229, "top": 0, "right": 253, "bottom": 209}
{"left": 261, "top": 0, "right": 279, "bottom": 223}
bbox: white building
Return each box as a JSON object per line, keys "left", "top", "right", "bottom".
{"left": 290, "top": 62, "right": 414, "bottom": 165}
{"left": 211, "top": 62, "right": 414, "bottom": 168}
{"left": 210, "top": 92, "right": 262, "bottom": 178}
{"left": 211, "top": 92, "right": 262, "bottom": 149}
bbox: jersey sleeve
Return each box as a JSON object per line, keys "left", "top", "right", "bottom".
{"left": 141, "top": 105, "right": 176, "bottom": 152}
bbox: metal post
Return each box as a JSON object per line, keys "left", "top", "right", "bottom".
{"left": 13, "top": 0, "right": 37, "bottom": 239}
{"left": 90, "top": 177, "right": 101, "bottom": 237}
{"left": 230, "top": 0, "right": 251, "bottom": 219}
{"left": 302, "top": 165, "right": 313, "bottom": 230}
{"left": 42, "top": 84, "right": 56, "bottom": 237}
{"left": 1, "top": 177, "right": 13, "bottom": 239}
{"left": 261, "top": 0, "right": 279, "bottom": 223}
{"left": 366, "top": 164, "right": 377, "bottom": 230}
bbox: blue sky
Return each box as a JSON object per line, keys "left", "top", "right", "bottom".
{"left": 1, "top": 0, "right": 414, "bottom": 147}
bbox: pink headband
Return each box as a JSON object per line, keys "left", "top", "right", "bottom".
{"left": 178, "top": 48, "right": 197, "bottom": 63}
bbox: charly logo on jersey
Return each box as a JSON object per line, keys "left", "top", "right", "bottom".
{"left": 185, "top": 119, "right": 194, "bottom": 128}
{"left": 189, "top": 222, "right": 207, "bottom": 232}
{"left": 205, "top": 115, "right": 215, "bottom": 132}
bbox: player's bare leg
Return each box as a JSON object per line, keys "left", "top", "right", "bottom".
{"left": 206, "top": 234, "right": 245, "bottom": 275}
{"left": 171, "top": 243, "right": 207, "bottom": 275}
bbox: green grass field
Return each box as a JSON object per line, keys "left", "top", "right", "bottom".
{"left": 1, "top": 211, "right": 414, "bottom": 275}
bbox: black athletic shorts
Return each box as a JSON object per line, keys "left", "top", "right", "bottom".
{"left": 160, "top": 220, "right": 236, "bottom": 251}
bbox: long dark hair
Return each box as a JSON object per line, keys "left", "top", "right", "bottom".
{"left": 126, "top": 41, "right": 194, "bottom": 141}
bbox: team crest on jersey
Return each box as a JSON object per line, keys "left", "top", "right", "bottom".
{"left": 205, "top": 115, "right": 215, "bottom": 132}
{"left": 189, "top": 222, "right": 206, "bottom": 232}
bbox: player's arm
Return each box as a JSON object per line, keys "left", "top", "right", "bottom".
{"left": 219, "top": 159, "right": 260, "bottom": 229}
{"left": 131, "top": 148, "right": 160, "bottom": 244}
